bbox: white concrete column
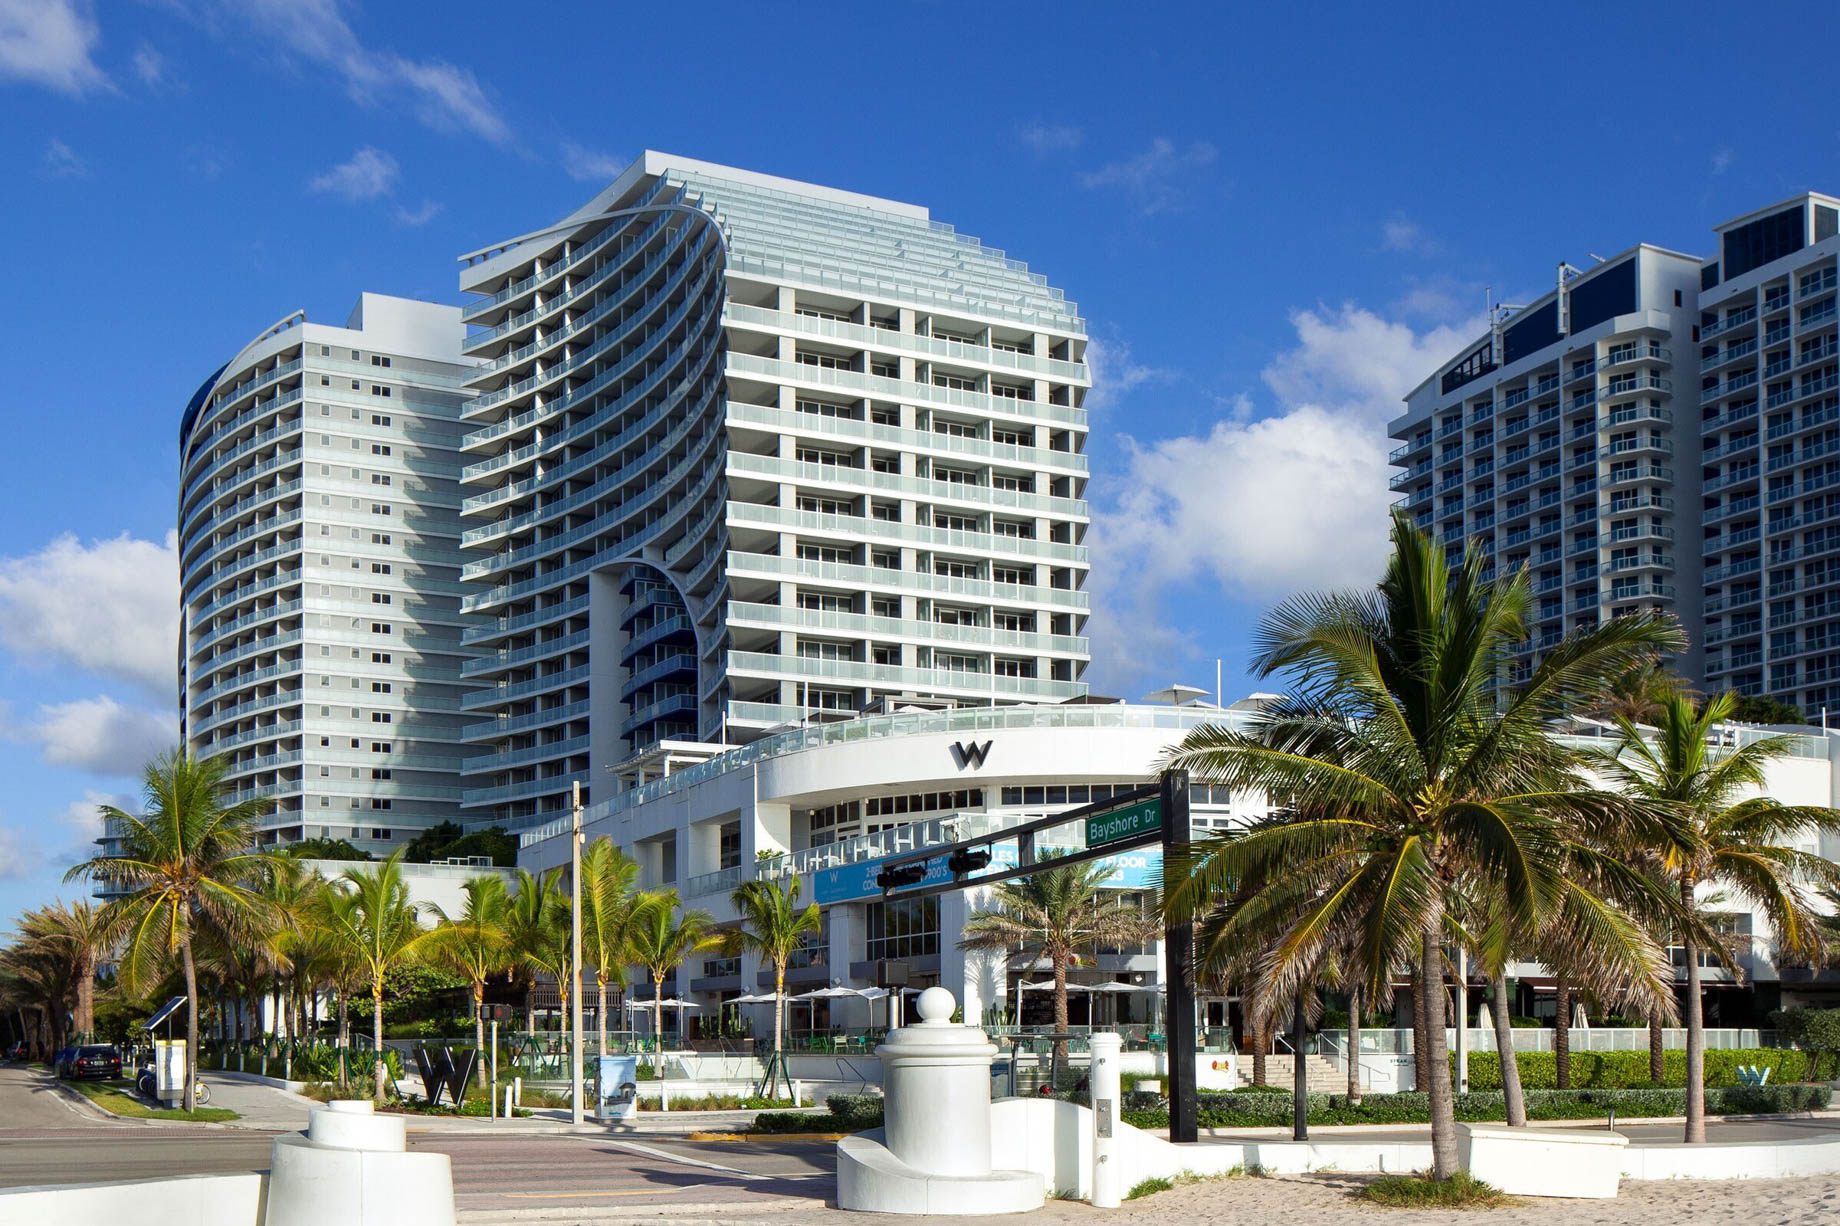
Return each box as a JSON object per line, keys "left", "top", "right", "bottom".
{"left": 878, "top": 988, "right": 996, "bottom": 1178}
{"left": 1088, "top": 1031, "right": 1123, "bottom": 1209}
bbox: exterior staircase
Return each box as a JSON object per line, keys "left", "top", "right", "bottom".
{"left": 1238, "top": 1053, "right": 1345, "bottom": 1093}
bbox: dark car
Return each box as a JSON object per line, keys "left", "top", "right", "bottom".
{"left": 62, "top": 1045, "right": 121, "bottom": 1081}
{"left": 50, "top": 1046, "right": 77, "bottom": 1077}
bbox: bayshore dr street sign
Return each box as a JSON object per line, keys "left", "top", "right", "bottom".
{"left": 866, "top": 771, "right": 1201, "bottom": 1144}
{"left": 1085, "top": 797, "right": 1162, "bottom": 847}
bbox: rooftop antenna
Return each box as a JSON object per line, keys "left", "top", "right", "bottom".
{"left": 1557, "top": 262, "right": 1585, "bottom": 336}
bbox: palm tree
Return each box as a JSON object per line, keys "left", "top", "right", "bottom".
{"left": 1159, "top": 511, "right": 1684, "bottom": 1179}
{"left": 959, "top": 864, "right": 1157, "bottom": 1054}
{"left": 728, "top": 875, "right": 821, "bottom": 1088}
{"left": 16, "top": 902, "right": 116, "bottom": 1042}
{"left": 1586, "top": 657, "right": 1696, "bottom": 724}
{"left": 580, "top": 838, "right": 644, "bottom": 1056}
{"left": 425, "top": 875, "right": 513, "bottom": 1055}
{"left": 514, "top": 876, "right": 575, "bottom": 1029}
{"left": 66, "top": 750, "right": 277, "bottom": 1111}
{"left": 506, "top": 867, "right": 561, "bottom": 1032}
{"left": 1603, "top": 691, "right": 1840, "bottom": 1142}
{"left": 626, "top": 890, "right": 720, "bottom": 1067}
{"left": 314, "top": 852, "right": 429, "bottom": 1101}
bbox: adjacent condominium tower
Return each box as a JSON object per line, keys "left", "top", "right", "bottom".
{"left": 455, "top": 152, "right": 1092, "bottom": 830}
{"left": 1392, "top": 192, "right": 1840, "bottom": 712}
{"left": 1391, "top": 249, "right": 1705, "bottom": 682}
{"left": 178, "top": 294, "right": 477, "bottom": 853}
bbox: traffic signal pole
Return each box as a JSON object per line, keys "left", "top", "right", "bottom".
{"left": 1160, "top": 769, "right": 1197, "bottom": 1144}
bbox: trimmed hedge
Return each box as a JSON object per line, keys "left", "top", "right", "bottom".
{"left": 752, "top": 1092, "right": 884, "bottom": 1135}
{"left": 1459, "top": 1048, "right": 1804, "bottom": 1091}
{"left": 1118, "top": 1084, "right": 1830, "bottom": 1130}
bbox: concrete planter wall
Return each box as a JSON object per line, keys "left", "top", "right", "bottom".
{"left": 1459, "top": 1123, "right": 1626, "bottom": 1198}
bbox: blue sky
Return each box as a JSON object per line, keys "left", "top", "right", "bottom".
{"left": 0, "top": 0, "right": 1833, "bottom": 920}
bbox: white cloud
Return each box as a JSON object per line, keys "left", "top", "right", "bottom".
{"left": 0, "top": 824, "right": 39, "bottom": 881}
{"left": 394, "top": 198, "right": 442, "bottom": 226}
{"left": 310, "top": 146, "right": 399, "bottom": 201}
{"left": 232, "top": 0, "right": 509, "bottom": 143}
{"left": 1084, "top": 305, "right": 1481, "bottom": 692}
{"left": 1380, "top": 213, "right": 1438, "bottom": 255}
{"left": 0, "top": 530, "right": 178, "bottom": 697}
{"left": 1078, "top": 138, "right": 1218, "bottom": 214}
{"left": 58, "top": 790, "right": 129, "bottom": 846}
{"left": 1085, "top": 337, "right": 1179, "bottom": 412}
{"left": 6, "top": 696, "right": 176, "bottom": 775}
{"left": 561, "top": 141, "right": 625, "bottom": 183}
{"left": 131, "top": 41, "right": 163, "bottom": 87}
{"left": 41, "top": 136, "right": 86, "bottom": 178}
{"left": 1712, "top": 147, "right": 1734, "bottom": 175}
{"left": 0, "top": 0, "right": 109, "bottom": 96}
{"left": 1018, "top": 123, "right": 1083, "bottom": 154}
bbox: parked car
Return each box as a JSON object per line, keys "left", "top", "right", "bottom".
{"left": 61, "top": 1045, "right": 122, "bottom": 1081}
{"left": 50, "top": 1046, "right": 77, "bottom": 1077}
{"left": 4, "top": 1042, "right": 27, "bottom": 1063}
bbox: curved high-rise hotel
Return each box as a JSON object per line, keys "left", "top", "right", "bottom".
{"left": 455, "top": 153, "right": 1092, "bottom": 830}
{"left": 177, "top": 294, "right": 477, "bottom": 852}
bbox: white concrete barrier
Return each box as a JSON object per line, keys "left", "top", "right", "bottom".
{"left": 1459, "top": 1123, "right": 1626, "bottom": 1198}
{"left": 1622, "top": 1132, "right": 1840, "bottom": 1180}
{"left": 988, "top": 1097, "right": 1432, "bottom": 1197}
{"left": 0, "top": 1171, "right": 267, "bottom": 1226}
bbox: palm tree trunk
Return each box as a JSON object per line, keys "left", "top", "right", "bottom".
{"left": 597, "top": 977, "right": 609, "bottom": 1061}
{"left": 1554, "top": 976, "right": 1572, "bottom": 1090}
{"left": 1412, "top": 973, "right": 1431, "bottom": 1093}
{"left": 653, "top": 971, "right": 666, "bottom": 1075}
{"left": 1291, "top": 991, "right": 1308, "bottom": 1141}
{"left": 1648, "top": 1013, "right": 1665, "bottom": 1084}
{"left": 773, "top": 965, "right": 786, "bottom": 1098}
{"left": 1682, "top": 879, "right": 1705, "bottom": 1144}
{"left": 1052, "top": 946, "right": 1070, "bottom": 1076}
{"left": 524, "top": 980, "right": 535, "bottom": 1035}
{"left": 1489, "top": 972, "right": 1526, "bottom": 1127}
{"left": 1346, "top": 987, "right": 1363, "bottom": 1106}
{"left": 180, "top": 933, "right": 200, "bottom": 1114}
{"left": 75, "top": 953, "right": 96, "bottom": 1041}
{"left": 1420, "top": 920, "right": 1457, "bottom": 1181}
{"left": 371, "top": 982, "right": 386, "bottom": 1103}
{"left": 1250, "top": 1009, "right": 1267, "bottom": 1086}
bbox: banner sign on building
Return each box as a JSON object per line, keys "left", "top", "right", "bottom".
{"left": 815, "top": 842, "right": 1161, "bottom": 905}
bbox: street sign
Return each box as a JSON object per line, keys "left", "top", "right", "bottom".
{"left": 1085, "top": 796, "right": 1162, "bottom": 847}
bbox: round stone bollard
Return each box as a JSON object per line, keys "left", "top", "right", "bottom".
{"left": 880, "top": 985, "right": 997, "bottom": 1178}
{"left": 265, "top": 1099, "right": 455, "bottom": 1226}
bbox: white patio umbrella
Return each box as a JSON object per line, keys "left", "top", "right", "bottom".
{"left": 728, "top": 992, "right": 778, "bottom": 1004}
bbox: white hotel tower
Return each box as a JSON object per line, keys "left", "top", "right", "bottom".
{"left": 455, "top": 153, "right": 1092, "bottom": 831}
{"left": 177, "top": 294, "right": 477, "bottom": 853}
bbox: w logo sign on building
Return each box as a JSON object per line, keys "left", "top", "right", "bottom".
{"left": 950, "top": 740, "right": 993, "bottom": 769}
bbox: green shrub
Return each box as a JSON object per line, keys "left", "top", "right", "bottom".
{"left": 826, "top": 1093, "right": 885, "bottom": 1130}
{"left": 1363, "top": 1171, "right": 1511, "bottom": 1207}
{"left": 1459, "top": 1048, "right": 1805, "bottom": 1091}
{"left": 1771, "top": 1009, "right": 1840, "bottom": 1080}
{"left": 1118, "top": 1084, "right": 1829, "bottom": 1130}
{"left": 1127, "top": 1176, "right": 1174, "bottom": 1200}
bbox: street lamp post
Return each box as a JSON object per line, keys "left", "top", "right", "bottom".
{"left": 571, "top": 780, "right": 585, "bottom": 1126}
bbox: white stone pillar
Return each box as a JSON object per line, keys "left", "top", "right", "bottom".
{"left": 1088, "top": 1031, "right": 1123, "bottom": 1208}
{"left": 878, "top": 987, "right": 995, "bottom": 1177}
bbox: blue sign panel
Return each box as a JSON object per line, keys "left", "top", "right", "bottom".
{"left": 814, "top": 844, "right": 1163, "bottom": 905}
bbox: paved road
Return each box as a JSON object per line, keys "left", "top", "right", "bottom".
{"left": 0, "top": 1063, "right": 836, "bottom": 1219}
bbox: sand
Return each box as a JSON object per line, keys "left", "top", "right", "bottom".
{"left": 810, "top": 1171, "right": 1840, "bottom": 1226}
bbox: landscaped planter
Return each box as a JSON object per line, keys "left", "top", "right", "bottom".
{"left": 1458, "top": 1122, "right": 1626, "bottom": 1198}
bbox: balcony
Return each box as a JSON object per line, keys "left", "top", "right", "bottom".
{"left": 1701, "top": 338, "right": 1759, "bottom": 372}
{"left": 1702, "top": 305, "right": 1758, "bottom": 339}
